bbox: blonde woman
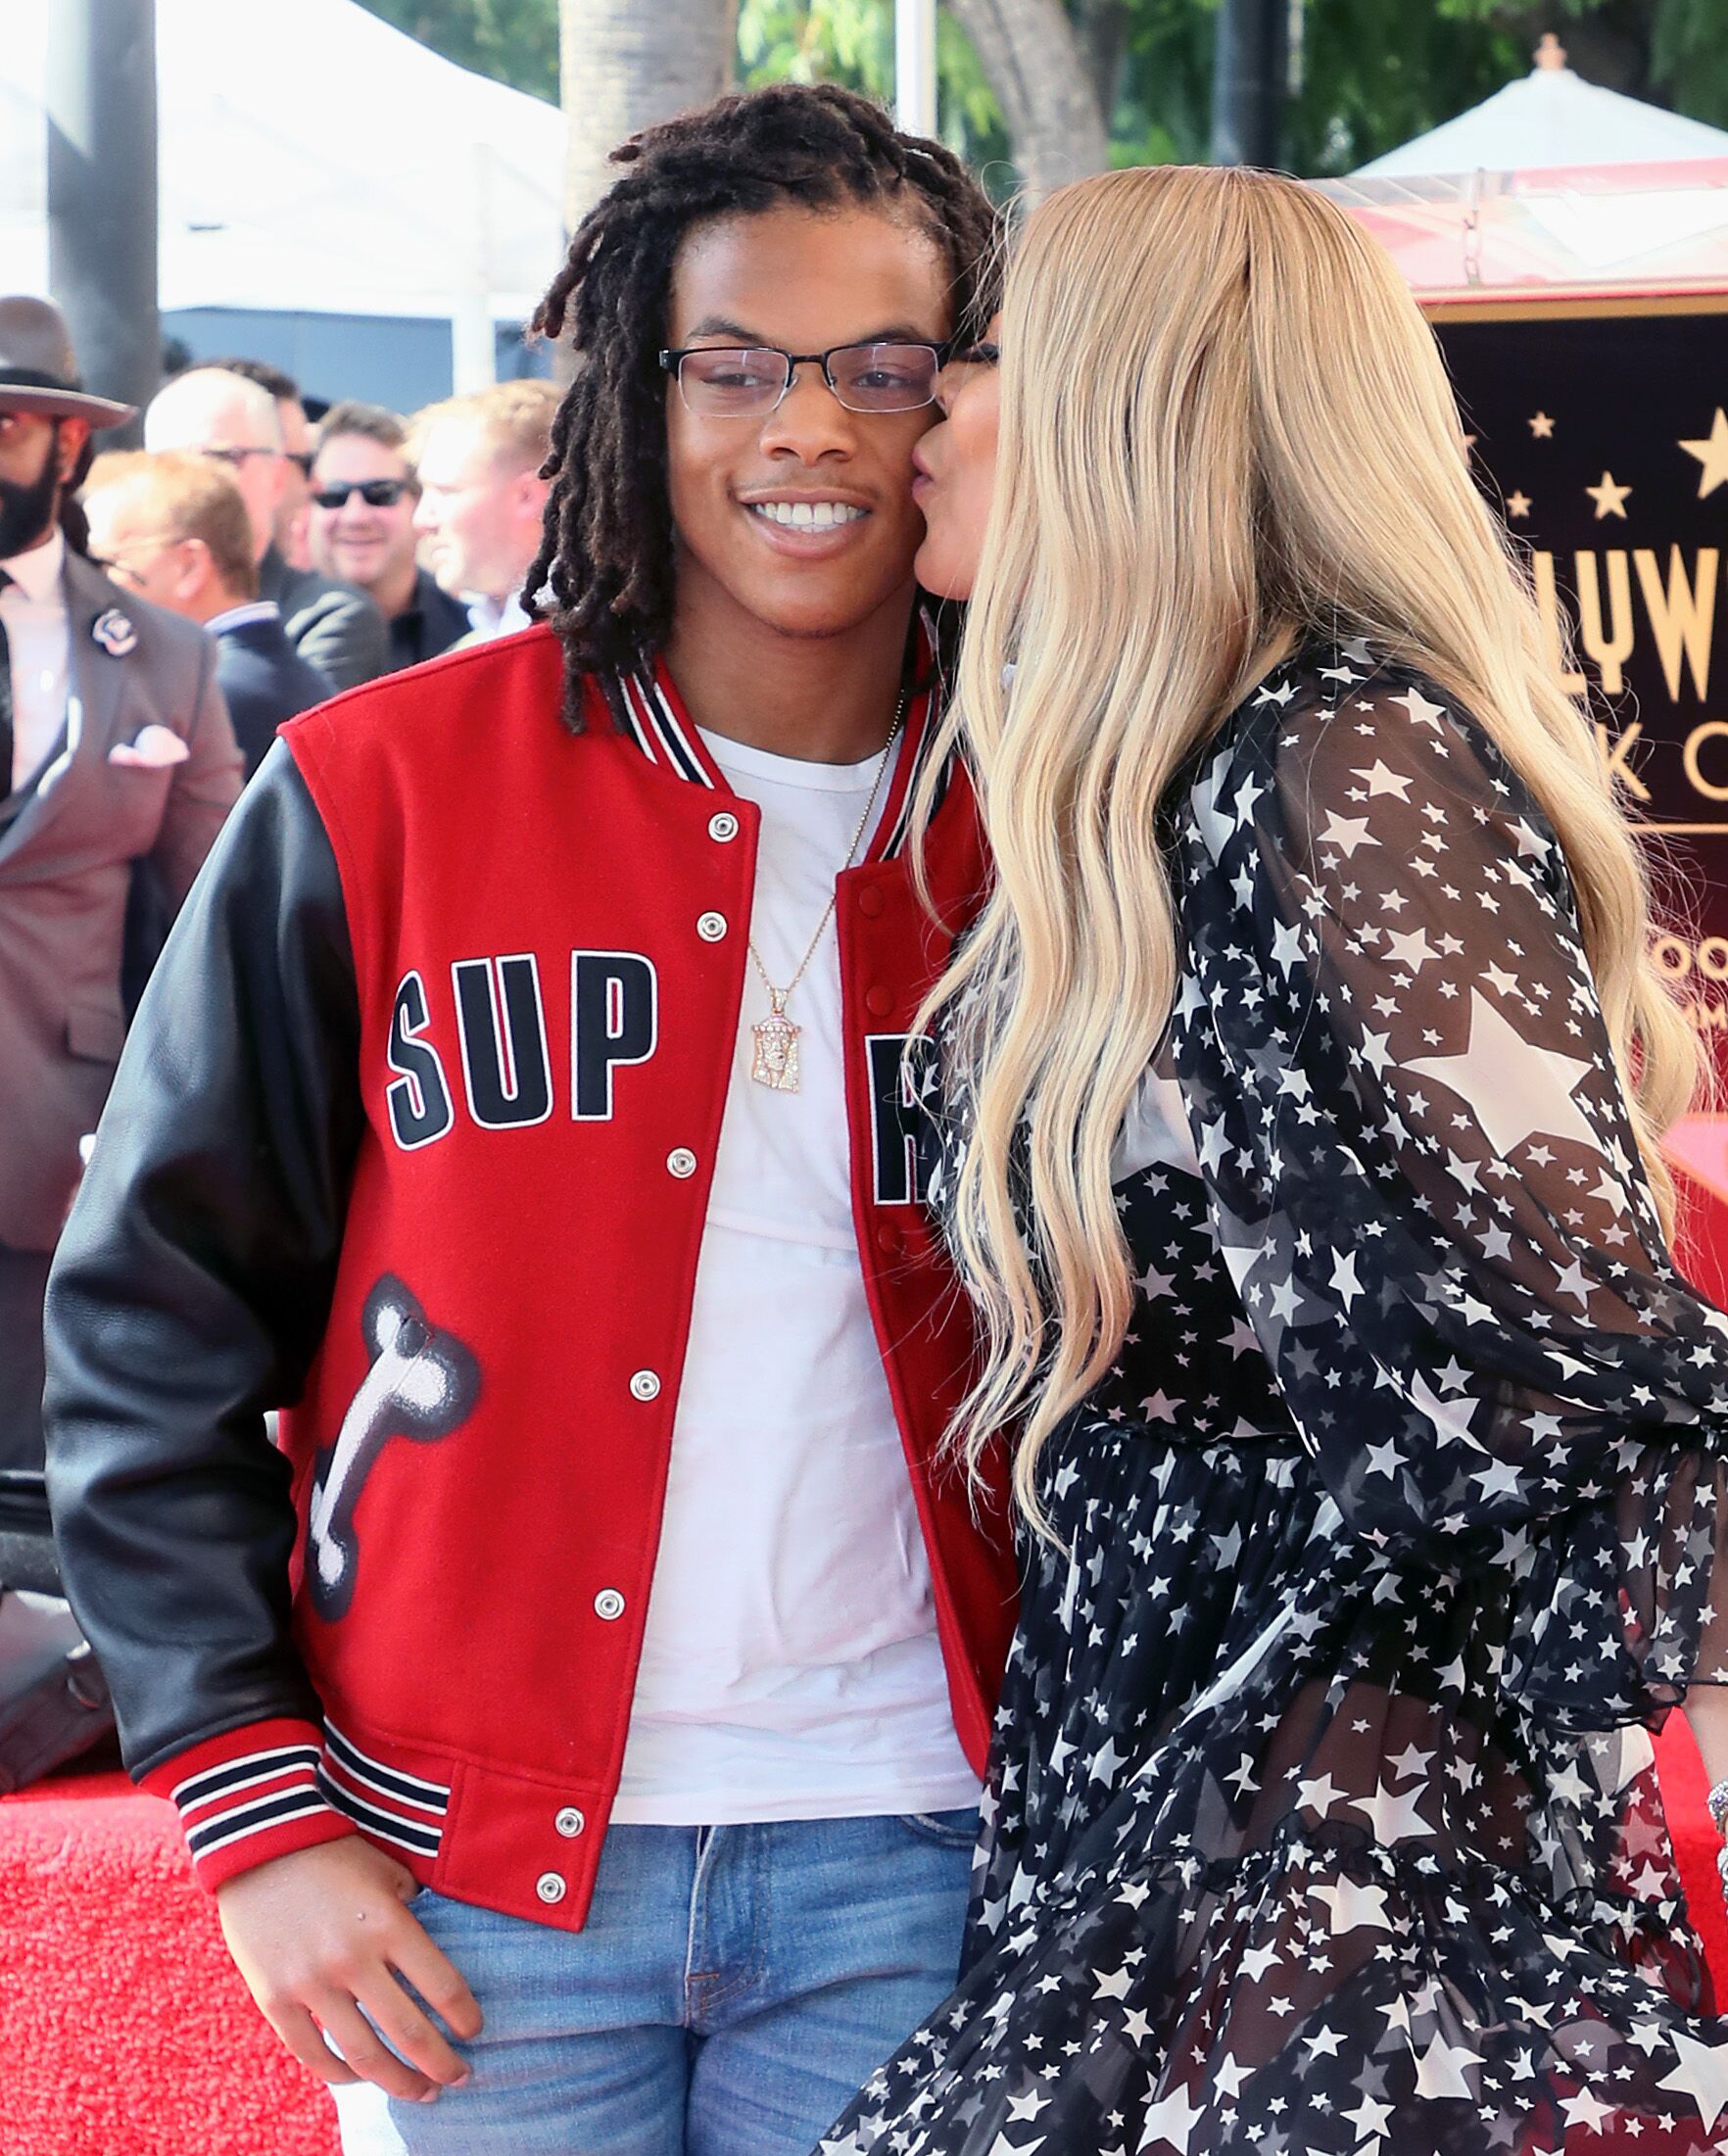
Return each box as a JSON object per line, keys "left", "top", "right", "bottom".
{"left": 822, "top": 166, "right": 1728, "bottom": 2153}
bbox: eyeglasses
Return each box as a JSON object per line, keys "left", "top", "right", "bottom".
{"left": 91, "top": 534, "right": 185, "bottom": 585}
{"left": 286, "top": 452, "right": 314, "bottom": 479}
{"left": 200, "top": 445, "right": 278, "bottom": 469}
{"left": 311, "top": 478, "right": 411, "bottom": 510}
{"left": 658, "top": 342, "right": 950, "bottom": 418}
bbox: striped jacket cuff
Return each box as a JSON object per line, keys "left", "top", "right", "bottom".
{"left": 142, "top": 1717, "right": 357, "bottom": 1891}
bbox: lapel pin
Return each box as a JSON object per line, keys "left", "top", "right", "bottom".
{"left": 92, "top": 607, "right": 138, "bottom": 658}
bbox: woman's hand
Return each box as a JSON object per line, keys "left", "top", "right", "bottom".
{"left": 216, "top": 1838, "right": 482, "bottom": 2101}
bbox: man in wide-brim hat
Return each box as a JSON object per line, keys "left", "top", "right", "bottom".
{"left": 0, "top": 296, "right": 241, "bottom": 1475}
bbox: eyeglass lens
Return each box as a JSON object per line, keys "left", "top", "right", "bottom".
{"left": 677, "top": 345, "right": 939, "bottom": 416}
{"left": 312, "top": 479, "right": 408, "bottom": 509}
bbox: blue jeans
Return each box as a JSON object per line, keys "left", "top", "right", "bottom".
{"left": 331, "top": 1809, "right": 977, "bottom": 2155}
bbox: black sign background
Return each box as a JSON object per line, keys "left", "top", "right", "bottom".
{"left": 1435, "top": 305, "right": 1728, "bottom": 1048}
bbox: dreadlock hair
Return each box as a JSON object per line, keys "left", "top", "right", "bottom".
{"left": 526, "top": 81, "right": 1004, "bottom": 733}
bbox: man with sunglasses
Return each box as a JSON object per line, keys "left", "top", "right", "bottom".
{"left": 145, "top": 367, "right": 389, "bottom": 692}
{"left": 309, "top": 404, "right": 469, "bottom": 673}
{"left": 45, "top": 86, "right": 1014, "bottom": 2156}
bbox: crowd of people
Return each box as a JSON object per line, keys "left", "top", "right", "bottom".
{"left": 11, "top": 72, "right": 1728, "bottom": 2156}
{"left": 0, "top": 309, "right": 561, "bottom": 1481}
{"left": 94, "top": 365, "right": 563, "bottom": 765}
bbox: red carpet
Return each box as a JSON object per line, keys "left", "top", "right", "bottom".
{"left": 2, "top": 1732, "right": 1726, "bottom": 2153}
{"left": 0, "top": 1769, "right": 340, "bottom": 2156}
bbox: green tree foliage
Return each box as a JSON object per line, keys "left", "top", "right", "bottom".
{"left": 359, "top": 0, "right": 1728, "bottom": 177}
{"left": 737, "top": 0, "right": 1013, "bottom": 180}
{"left": 359, "top": 0, "right": 560, "bottom": 103}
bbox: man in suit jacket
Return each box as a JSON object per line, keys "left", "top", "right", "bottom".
{"left": 0, "top": 299, "right": 242, "bottom": 1469}
{"left": 83, "top": 449, "right": 330, "bottom": 776}
{"left": 144, "top": 367, "right": 388, "bottom": 692}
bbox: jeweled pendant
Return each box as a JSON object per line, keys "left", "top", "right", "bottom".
{"left": 751, "top": 994, "right": 802, "bottom": 1092}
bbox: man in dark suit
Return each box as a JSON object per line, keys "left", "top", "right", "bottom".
{"left": 0, "top": 299, "right": 242, "bottom": 1468}
{"left": 84, "top": 449, "right": 329, "bottom": 776}
{"left": 144, "top": 366, "right": 388, "bottom": 691}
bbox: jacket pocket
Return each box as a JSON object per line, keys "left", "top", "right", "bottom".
{"left": 65, "top": 995, "right": 126, "bottom": 1064}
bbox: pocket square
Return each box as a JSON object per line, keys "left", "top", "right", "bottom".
{"left": 109, "top": 725, "right": 190, "bottom": 770}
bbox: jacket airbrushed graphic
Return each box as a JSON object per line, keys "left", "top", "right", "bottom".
{"left": 43, "top": 619, "right": 1019, "bottom": 1933}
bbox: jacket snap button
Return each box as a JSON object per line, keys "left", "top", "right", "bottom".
{"left": 696, "top": 911, "right": 728, "bottom": 941}
{"left": 536, "top": 1871, "right": 567, "bottom": 1904}
{"left": 595, "top": 1588, "right": 626, "bottom": 1621}
{"left": 666, "top": 1148, "right": 697, "bottom": 1178}
{"left": 555, "top": 1806, "right": 586, "bottom": 1838}
{"left": 865, "top": 985, "right": 893, "bottom": 1018}
{"left": 629, "top": 1369, "right": 660, "bottom": 1402}
{"left": 707, "top": 812, "right": 739, "bottom": 842}
{"left": 857, "top": 886, "right": 885, "bottom": 918}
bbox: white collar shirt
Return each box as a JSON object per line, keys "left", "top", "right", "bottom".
{"left": 463, "top": 588, "right": 529, "bottom": 642}
{"left": 0, "top": 528, "right": 70, "bottom": 791}
{"left": 206, "top": 600, "right": 282, "bottom": 638}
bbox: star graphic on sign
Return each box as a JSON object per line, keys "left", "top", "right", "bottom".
{"left": 1658, "top": 2028, "right": 1728, "bottom": 2132}
{"left": 1529, "top": 410, "right": 1556, "bottom": 437}
{"left": 1506, "top": 490, "right": 1531, "bottom": 518}
{"left": 1585, "top": 470, "right": 1631, "bottom": 519}
{"left": 1402, "top": 988, "right": 1598, "bottom": 1158}
{"left": 1681, "top": 407, "right": 1728, "bottom": 498}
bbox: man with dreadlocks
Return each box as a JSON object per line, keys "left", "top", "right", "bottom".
{"left": 42, "top": 82, "right": 1015, "bottom": 2156}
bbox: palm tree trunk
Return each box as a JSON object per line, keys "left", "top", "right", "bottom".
{"left": 558, "top": 0, "right": 741, "bottom": 231}
{"left": 947, "top": 0, "right": 1110, "bottom": 201}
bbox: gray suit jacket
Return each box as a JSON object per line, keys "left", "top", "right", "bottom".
{"left": 258, "top": 549, "right": 388, "bottom": 692}
{"left": 0, "top": 551, "right": 243, "bottom": 1250}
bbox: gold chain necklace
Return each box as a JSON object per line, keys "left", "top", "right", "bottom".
{"left": 745, "top": 690, "right": 908, "bottom": 1094}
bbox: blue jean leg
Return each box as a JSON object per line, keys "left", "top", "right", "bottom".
{"left": 686, "top": 1809, "right": 977, "bottom": 2156}
{"left": 331, "top": 1824, "right": 696, "bottom": 2155}
{"left": 329, "top": 1808, "right": 977, "bottom": 2156}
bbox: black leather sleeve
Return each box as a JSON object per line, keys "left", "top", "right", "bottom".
{"left": 43, "top": 740, "right": 362, "bottom": 1779}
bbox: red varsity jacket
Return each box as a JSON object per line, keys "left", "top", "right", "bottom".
{"left": 51, "top": 625, "right": 1018, "bottom": 1931}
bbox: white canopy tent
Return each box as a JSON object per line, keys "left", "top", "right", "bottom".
{"left": 1324, "top": 37, "right": 1728, "bottom": 303}
{"left": 0, "top": 0, "right": 567, "bottom": 390}
{"left": 1357, "top": 34, "right": 1728, "bottom": 177}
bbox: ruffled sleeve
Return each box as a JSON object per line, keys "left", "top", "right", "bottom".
{"left": 1166, "top": 643, "right": 1728, "bottom": 1732}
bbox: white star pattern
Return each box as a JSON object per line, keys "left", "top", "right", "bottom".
{"left": 1402, "top": 990, "right": 1599, "bottom": 1160}
{"left": 821, "top": 645, "right": 1728, "bottom": 2156}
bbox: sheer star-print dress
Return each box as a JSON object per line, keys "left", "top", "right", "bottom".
{"left": 821, "top": 644, "right": 1728, "bottom": 2156}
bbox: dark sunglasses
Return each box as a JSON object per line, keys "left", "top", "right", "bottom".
{"left": 311, "top": 477, "right": 411, "bottom": 510}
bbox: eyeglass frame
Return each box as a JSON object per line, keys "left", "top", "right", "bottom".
{"left": 656, "top": 339, "right": 966, "bottom": 417}
{"left": 199, "top": 445, "right": 281, "bottom": 469}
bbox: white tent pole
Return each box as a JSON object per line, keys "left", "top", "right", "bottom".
{"left": 896, "top": 0, "right": 937, "bottom": 138}
{"left": 451, "top": 138, "right": 499, "bottom": 393}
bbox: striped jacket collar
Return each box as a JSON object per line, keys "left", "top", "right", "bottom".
{"left": 606, "top": 612, "right": 952, "bottom": 866}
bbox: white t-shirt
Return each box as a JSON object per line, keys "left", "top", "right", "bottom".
{"left": 610, "top": 725, "right": 982, "bottom": 1825}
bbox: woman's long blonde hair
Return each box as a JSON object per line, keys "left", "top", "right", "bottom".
{"left": 920, "top": 165, "right": 1702, "bottom": 1532}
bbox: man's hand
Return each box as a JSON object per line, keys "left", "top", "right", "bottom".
{"left": 216, "top": 1838, "right": 482, "bottom": 2102}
